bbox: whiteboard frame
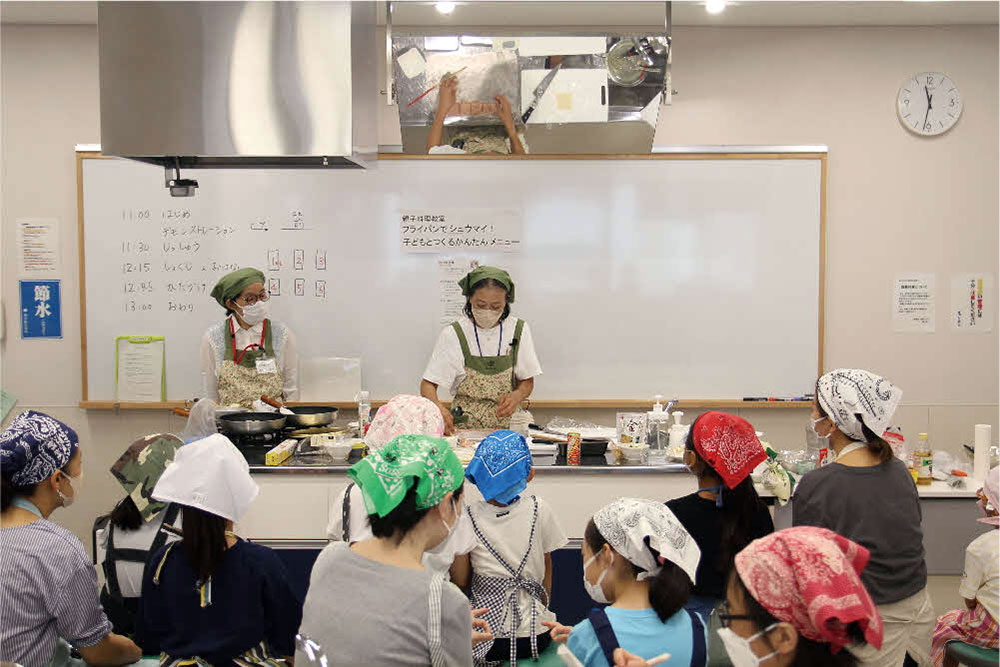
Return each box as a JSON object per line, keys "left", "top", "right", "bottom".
{"left": 76, "top": 149, "right": 827, "bottom": 410}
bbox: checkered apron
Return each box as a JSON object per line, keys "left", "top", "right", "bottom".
{"left": 469, "top": 496, "right": 547, "bottom": 667}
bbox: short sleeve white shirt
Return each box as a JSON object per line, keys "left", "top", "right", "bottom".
{"left": 959, "top": 530, "right": 999, "bottom": 620}
{"left": 466, "top": 495, "right": 568, "bottom": 636}
{"left": 422, "top": 317, "right": 542, "bottom": 397}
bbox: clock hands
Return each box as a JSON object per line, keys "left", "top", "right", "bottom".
{"left": 922, "top": 85, "right": 933, "bottom": 129}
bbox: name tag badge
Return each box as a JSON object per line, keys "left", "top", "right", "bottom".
{"left": 256, "top": 357, "right": 278, "bottom": 374}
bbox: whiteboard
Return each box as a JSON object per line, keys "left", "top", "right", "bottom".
{"left": 81, "top": 155, "right": 822, "bottom": 401}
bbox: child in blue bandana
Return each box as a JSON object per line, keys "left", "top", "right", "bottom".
{"left": 452, "top": 430, "right": 568, "bottom": 666}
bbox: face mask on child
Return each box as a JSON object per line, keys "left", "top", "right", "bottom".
{"left": 582, "top": 551, "right": 613, "bottom": 604}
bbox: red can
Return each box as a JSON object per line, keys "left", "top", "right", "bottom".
{"left": 567, "top": 432, "right": 582, "bottom": 466}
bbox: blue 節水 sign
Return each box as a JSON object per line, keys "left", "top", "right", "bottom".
{"left": 20, "top": 280, "right": 62, "bottom": 339}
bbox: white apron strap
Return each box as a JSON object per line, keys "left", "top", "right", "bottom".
{"left": 428, "top": 572, "right": 447, "bottom": 667}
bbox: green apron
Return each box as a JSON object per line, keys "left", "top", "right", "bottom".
{"left": 451, "top": 319, "right": 524, "bottom": 430}
{"left": 218, "top": 319, "right": 284, "bottom": 408}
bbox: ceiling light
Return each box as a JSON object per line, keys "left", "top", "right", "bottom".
{"left": 705, "top": 0, "right": 727, "bottom": 14}
{"left": 436, "top": 2, "right": 456, "bottom": 14}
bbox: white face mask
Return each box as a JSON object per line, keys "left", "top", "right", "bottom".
{"left": 57, "top": 471, "right": 83, "bottom": 508}
{"left": 440, "top": 498, "right": 460, "bottom": 538}
{"left": 717, "top": 625, "right": 778, "bottom": 667}
{"left": 809, "top": 417, "right": 831, "bottom": 445}
{"left": 239, "top": 300, "right": 270, "bottom": 326}
{"left": 472, "top": 307, "right": 501, "bottom": 329}
{"left": 582, "top": 551, "right": 613, "bottom": 604}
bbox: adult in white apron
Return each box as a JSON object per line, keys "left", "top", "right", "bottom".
{"left": 199, "top": 268, "right": 299, "bottom": 408}
{"left": 421, "top": 266, "right": 542, "bottom": 434}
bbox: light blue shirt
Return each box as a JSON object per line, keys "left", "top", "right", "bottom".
{"left": 567, "top": 607, "right": 706, "bottom": 667}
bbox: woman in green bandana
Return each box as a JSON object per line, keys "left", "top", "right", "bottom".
{"left": 297, "top": 435, "right": 492, "bottom": 666}
{"left": 421, "top": 266, "right": 542, "bottom": 434}
{"left": 199, "top": 268, "right": 299, "bottom": 408}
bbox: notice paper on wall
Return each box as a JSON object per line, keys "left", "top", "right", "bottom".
{"left": 20, "top": 280, "right": 62, "bottom": 339}
{"left": 951, "top": 273, "right": 993, "bottom": 333}
{"left": 115, "top": 336, "right": 166, "bottom": 402}
{"left": 18, "top": 218, "right": 61, "bottom": 275}
{"left": 438, "top": 257, "right": 480, "bottom": 327}
{"left": 893, "top": 274, "right": 935, "bottom": 333}
{"left": 400, "top": 209, "right": 522, "bottom": 253}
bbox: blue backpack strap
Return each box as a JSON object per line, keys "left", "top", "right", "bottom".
{"left": 686, "top": 609, "right": 707, "bottom": 667}
{"left": 588, "top": 608, "right": 620, "bottom": 667}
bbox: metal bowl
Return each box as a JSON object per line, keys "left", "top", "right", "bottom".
{"left": 607, "top": 40, "right": 647, "bottom": 88}
{"left": 219, "top": 412, "right": 286, "bottom": 435}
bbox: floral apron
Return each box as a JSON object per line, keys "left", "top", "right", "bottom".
{"left": 218, "top": 319, "right": 284, "bottom": 408}
{"left": 451, "top": 319, "right": 524, "bottom": 430}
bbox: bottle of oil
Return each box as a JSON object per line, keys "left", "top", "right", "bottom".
{"left": 914, "top": 433, "right": 933, "bottom": 486}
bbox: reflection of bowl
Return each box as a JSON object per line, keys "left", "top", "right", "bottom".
{"left": 607, "top": 40, "right": 647, "bottom": 88}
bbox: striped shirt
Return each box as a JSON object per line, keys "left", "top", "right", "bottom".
{"left": 0, "top": 518, "right": 112, "bottom": 667}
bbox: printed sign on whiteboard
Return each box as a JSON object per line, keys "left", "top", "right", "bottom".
{"left": 400, "top": 209, "right": 522, "bottom": 253}
{"left": 893, "top": 274, "right": 935, "bottom": 333}
{"left": 951, "top": 273, "right": 993, "bottom": 333}
{"left": 438, "top": 257, "right": 480, "bottom": 327}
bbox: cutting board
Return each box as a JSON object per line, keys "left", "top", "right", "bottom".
{"left": 517, "top": 36, "right": 606, "bottom": 57}
{"left": 521, "top": 69, "right": 609, "bottom": 124}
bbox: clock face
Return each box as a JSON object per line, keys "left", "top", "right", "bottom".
{"left": 897, "top": 72, "right": 962, "bottom": 136}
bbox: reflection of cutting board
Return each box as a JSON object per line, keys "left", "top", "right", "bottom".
{"left": 521, "top": 69, "right": 608, "bottom": 124}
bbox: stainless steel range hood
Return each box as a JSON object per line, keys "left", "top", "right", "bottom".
{"left": 98, "top": 1, "right": 376, "bottom": 169}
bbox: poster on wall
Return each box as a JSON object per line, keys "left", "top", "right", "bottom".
{"left": 951, "top": 273, "right": 993, "bottom": 333}
{"left": 438, "top": 257, "right": 480, "bottom": 327}
{"left": 893, "top": 274, "right": 935, "bottom": 333}
{"left": 17, "top": 218, "right": 61, "bottom": 275}
{"left": 20, "top": 280, "right": 62, "bottom": 339}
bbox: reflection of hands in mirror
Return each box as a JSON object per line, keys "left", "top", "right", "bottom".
{"left": 437, "top": 77, "right": 458, "bottom": 116}
{"left": 495, "top": 95, "right": 515, "bottom": 128}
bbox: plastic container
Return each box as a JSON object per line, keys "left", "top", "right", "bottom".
{"left": 529, "top": 442, "right": 558, "bottom": 466}
{"left": 914, "top": 433, "right": 933, "bottom": 485}
{"left": 647, "top": 395, "right": 671, "bottom": 465}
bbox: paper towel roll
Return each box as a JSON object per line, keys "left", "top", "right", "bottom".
{"left": 974, "top": 424, "right": 991, "bottom": 482}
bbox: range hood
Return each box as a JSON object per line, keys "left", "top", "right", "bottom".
{"left": 98, "top": 1, "right": 376, "bottom": 170}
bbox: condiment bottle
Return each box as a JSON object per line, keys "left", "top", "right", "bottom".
{"left": 914, "top": 432, "right": 933, "bottom": 486}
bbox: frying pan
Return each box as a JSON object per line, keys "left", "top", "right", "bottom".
{"left": 218, "top": 412, "right": 287, "bottom": 435}
{"left": 260, "top": 395, "right": 338, "bottom": 428}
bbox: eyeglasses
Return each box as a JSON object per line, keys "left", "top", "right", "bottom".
{"left": 239, "top": 292, "right": 269, "bottom": 306}
{"left": 716, "top": 600, "right": 754, "bottom": 628}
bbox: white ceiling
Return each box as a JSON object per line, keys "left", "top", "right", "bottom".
{"left": 1, "top": 1, "right": 997, "bottom": 27}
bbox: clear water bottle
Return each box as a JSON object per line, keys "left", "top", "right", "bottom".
{"left": 357, "top": 390, "right": 371, "bottom": 437}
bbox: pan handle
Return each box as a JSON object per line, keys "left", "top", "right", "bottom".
{"left": 260, "top": 395, "right": 284, "bottom": 409}
{"left": 173, "top": 408, "right": 191, "bottom": 418}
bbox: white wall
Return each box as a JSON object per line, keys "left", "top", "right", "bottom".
{"left": 2, "top": 24, "right": 997, "bottom": 555}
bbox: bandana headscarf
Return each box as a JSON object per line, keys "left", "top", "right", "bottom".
{"left": 691, "top": 411, "right": 767, "bottom": 490}
{"left": 458, "top": 265, "right": 515, "bottom": 303}
{"left": 593, "top": 498, "right": 700, "bottom": 584}
{"left": 816, "top": 369, "right": 902, "bottom": 442}
{"left": 152, "top": 434, "right": 259, "bottom": 522}
{"left": 977, "top": 466, "right": 999, "bottom": 526}
{"left": 0, "top": 410, "right": 79, "bottom": 486}
{"left": 110, "top": 434, "right": 184, "bottom": 521}
{"left": 350, "top": 434, "right": 464, "bottom": 517}
{"left": 735, "top": 527, "right": 884, "bottom": 653}
{"left": 365, "top": 394, "right": 445, "bottom": 452}
{"left": 465, "top": 430, "right": 532, "bottom": 504}
{"left": 210, "top": 267, "right": 266, "bottom": 309}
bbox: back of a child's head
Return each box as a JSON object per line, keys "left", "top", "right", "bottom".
{"left": 465, "top": 430, "right": 532, "bottom": 505}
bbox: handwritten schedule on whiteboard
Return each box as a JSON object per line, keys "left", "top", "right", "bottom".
{"left": 399, "top": 209, "right": 522, "bottom": 252}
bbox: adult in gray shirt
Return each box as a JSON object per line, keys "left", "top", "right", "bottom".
{"left": 1, "top": 411, "right": 142, "bottom": 667}
{"left": 793, "top": 370, "right": 934, "bottom": 667}
{"left": 297, "top": 435, "right": 491, "bottom": 666}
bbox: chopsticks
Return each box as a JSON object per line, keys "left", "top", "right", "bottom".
{"left": 407, "top": 66, "right": 468, "bottom": 107}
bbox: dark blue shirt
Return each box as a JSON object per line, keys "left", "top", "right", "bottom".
{"left": 139, "top": 540, "right": 302, "bottom": 663}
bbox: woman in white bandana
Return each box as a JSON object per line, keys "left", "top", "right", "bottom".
{"left": 793, "top": 369, "right": 934, "bottom": 667}
{"left": 542, "top": 498, "right": 708, "bottom": 667}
